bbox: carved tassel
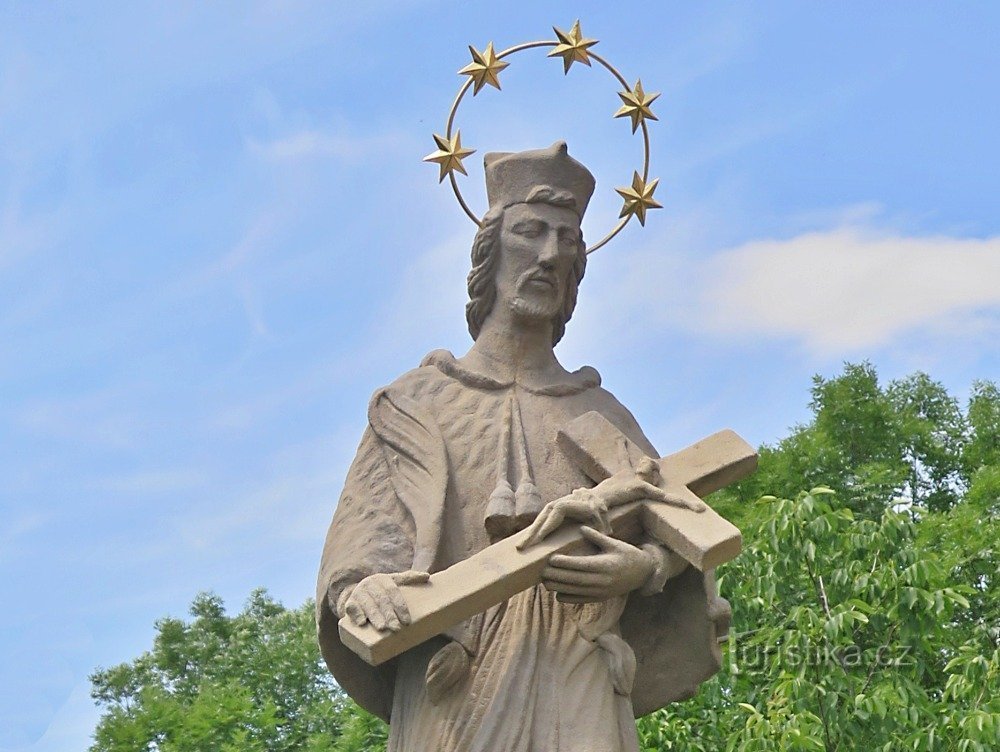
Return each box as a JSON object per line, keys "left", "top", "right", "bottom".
{"left": 484, "top": 395, "right": 516, "bottom": 541}
{"left": 484, "top": 479, "right": 516, "bottom": 541}
{"left": 511, "top": 395, "right": 543, "bottom": 529}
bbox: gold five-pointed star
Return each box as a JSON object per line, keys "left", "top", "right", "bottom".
{"left": 459, "top": 42, "right": 509, "bottom": 95}
{"left": 423, "top": 131, "right": 476, "bottom": 183}
{"left": 614, "top": 79, "right": 660, "bottom": 133}
{"left": 548, "top": 20, "right": 598, "bottom": 74}
{"left": 616, "top": 171, "right": 663, "bottom": 226}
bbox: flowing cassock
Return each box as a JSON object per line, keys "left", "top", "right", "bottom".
{"left": 317, "top": 350, "right": 731, "bottom": 752}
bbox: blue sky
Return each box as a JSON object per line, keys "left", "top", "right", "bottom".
{"left": 2, "top": 2, "right": 998, "bottom": 748}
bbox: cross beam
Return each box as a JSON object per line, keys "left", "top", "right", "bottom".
{"left": 339, "top": 411, "right": 757, "bottom": 666}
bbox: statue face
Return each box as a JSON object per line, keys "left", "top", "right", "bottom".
{"left": 495, "top": 202, "right": 581, "bottom": 326}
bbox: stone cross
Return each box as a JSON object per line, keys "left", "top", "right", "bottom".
{"left": 339, "top": 411, "right": 757, "bottom": 666}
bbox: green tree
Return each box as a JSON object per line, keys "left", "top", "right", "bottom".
{"left": 89, "top": 589, "right": 385, "bottom": 752}
{"left": 966, "top": 380, "right": 1000, "bottom": 474}
{"left": 91, "top": 365, "right": 1000, "bottom": 751}
{"left": 727, "top": 364, "right": 973, "bottom": 519}
{"left": 637, "top": 366, "right": 1000, "bottom": 750}
{"left": 638, "top": 485, "right": 999, "bottom": 751}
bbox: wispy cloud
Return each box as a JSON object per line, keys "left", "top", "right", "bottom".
{"left": 0, "top": 193, "right": 64, "bottom": 272}
{"left": 15, "top": 390, "right": 140, "bottom": 449}
{"left": 574, "top": 223, "right": 1000, "bottom": 360}
{"left": 3, "top": 682, "right": 99, "bottom": 752}
{"left": 362, "top": 229, "right": 472, "bottom": 359}
{"left": 168, "top": 430, "right": 355, "bottom": 553}
{"left": 86, "top": 468, "right": 206, "bottom": 494}
{"left": 0, "top": 511, "right": 52, "bottom": 565}
{"left": 246, "top": 128, "right": 406, "bottom": 162}
{"left": 700, "top": 228, "right": 1000, "bottom": 354}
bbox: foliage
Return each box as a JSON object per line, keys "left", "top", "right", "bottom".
{"left": 638, "top": 366, "right": 1000, "bottom": 751}
{"left": 727, "top": 363, "right": 972, "bottom": 517}
{"left": 90, "top": 365, "right": 999, "bottom": 751}
{"left": 638, "top": 485, "right": 999, "bottom": 751}
{"left": 89, "top": 590, "right": 370, "bottom": 752}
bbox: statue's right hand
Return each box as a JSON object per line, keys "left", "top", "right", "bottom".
{"left": 337, "top": 570, "right": 430, "bottom": 632}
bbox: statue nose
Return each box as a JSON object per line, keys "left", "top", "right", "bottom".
{"left": 538, "top": 234, "right": 559, "bottom": 268}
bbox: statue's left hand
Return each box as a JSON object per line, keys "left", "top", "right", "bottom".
{"left": 541, "top": 526, "right": 656, "bottom": 603}
{"left": 516, "top": 487, "right": 610, "bottom": 550}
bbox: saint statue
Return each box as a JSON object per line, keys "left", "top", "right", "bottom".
{"left": 316, "top": 142, "right": 739, "bottom": 751}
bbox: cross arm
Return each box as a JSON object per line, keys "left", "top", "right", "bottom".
{"left": 557, "top": 411, "right": 755, "bottom": 571}
{"left": 338, "top": 412, "right": 757, "bottom": 666}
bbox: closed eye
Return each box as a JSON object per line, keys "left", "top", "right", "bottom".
{"left": 511, "top": 220, "right": 545, "bottom": 238}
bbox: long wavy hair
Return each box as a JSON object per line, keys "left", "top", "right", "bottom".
{"left": 465, "top": 187, "right": 587, "bottom": 345}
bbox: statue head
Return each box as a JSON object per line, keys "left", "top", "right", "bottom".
{"left": 466, "top": 142, "right": 595, "bottom": 345}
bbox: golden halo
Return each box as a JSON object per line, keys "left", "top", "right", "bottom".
{"left": 423, "top": 22, "right": 663, "bottom": 255}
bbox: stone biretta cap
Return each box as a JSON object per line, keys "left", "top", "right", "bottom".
{"left": 483, "top": 141, "right": 596, "bottom": 218}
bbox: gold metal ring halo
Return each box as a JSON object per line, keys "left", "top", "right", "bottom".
{"left": 423, "top": 22, "right": 663, "bottom": 255}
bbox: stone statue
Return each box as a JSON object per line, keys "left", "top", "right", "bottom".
{"left": 316, "top": 141, "right": 755, "bottom": 751}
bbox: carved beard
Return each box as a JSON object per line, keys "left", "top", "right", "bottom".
{"left": 509, "top": 272, "right": 562, "bottom": 322}
{"left": 509, "top": 293, "right": 560, "bottom": 322}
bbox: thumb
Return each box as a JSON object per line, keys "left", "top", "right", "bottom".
{"left": 392, "top": 570, "right": 431, "bottom": 586}
{"left": 579, "top": 525, "right": 625, "bottom": 552}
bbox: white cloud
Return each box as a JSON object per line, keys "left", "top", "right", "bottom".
{"left": 700, "top": 228, "right": 1000, "bottom": 354}
{"left": 564, "top": 224, "right": 1000, "bottom": 362}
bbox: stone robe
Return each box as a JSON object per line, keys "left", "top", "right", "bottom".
{"left": 317, "top": 350, "right": 730, "bottom": 752}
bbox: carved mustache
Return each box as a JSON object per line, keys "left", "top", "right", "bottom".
{"left": 517, "top": 269, "right": 558, "bottom": 291}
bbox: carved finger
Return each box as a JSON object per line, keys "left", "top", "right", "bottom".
{"left": 517, "top": 507, "right": 554, "bottom": 549}
{"left": 393, "top": 570, "right": 431, "bottom": 586}
{"left": 381, "top": 603, "right": 401, "bottom": 632}
{"left": 548, "top": 551, "right": 616, "bottom": 572}
{"left": 365, "top": 578, "right": 404, "bottom": 631}
{"left": 368, "top": 585, "right": 401, "bottom": 632}
{"left": 385, "top": 582, "right": 412, "bottom": 626}
{"left": 350, "top": 588, "right": 383, "bottom": 630}
{"left": 563, "top": 495, "right": 607, "bottom": 527}
{"left": 595, "top": 504, "right": 610, "bottom": 533}
{"left": 580, "top": 525, "right": 629, "bottom": 553}
{"left": 517, "top": 506, "right": 563, "bottom": 549}
{"left": 633, "top": 481, "right": 706, "bottom": 512}
{"left": 545, "top": 581, "right": 609, "bottom": 597}
{"left": 344, "top": 598, "right": 369, "bottom": 627}
{"left": 333, "top": 583, "right": 355, "bottom": 618}
{"left": 375, "top": 597, "right": 401, "bottom": 632}
{"left": 542, "top": 566, "right": 612, "bottom": 588}
{"left": 536, "top": 506, "right": 568, "bottom": 538}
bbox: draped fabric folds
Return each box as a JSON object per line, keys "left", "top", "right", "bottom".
{"left": 317, "top": 351, "right": 730, "bottom": 749}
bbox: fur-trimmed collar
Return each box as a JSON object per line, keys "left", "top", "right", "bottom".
{"left": 419, "top": 349, "right": 601, "bottom": 396}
